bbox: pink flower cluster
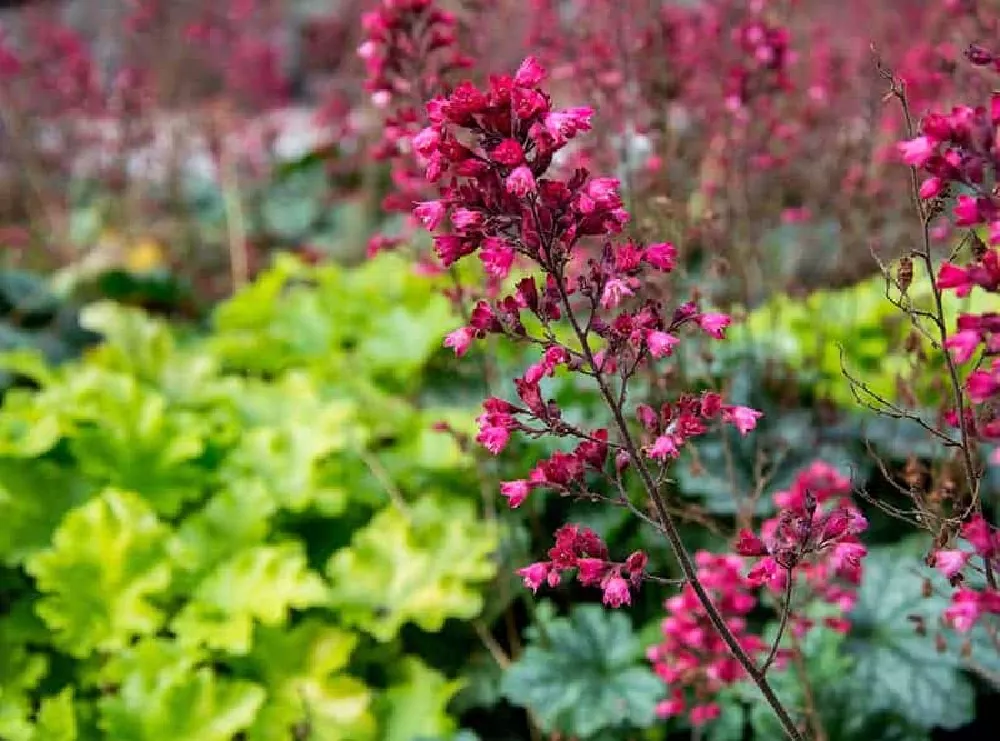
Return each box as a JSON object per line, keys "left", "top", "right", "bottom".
{"left": 180, "top": 0, "right": 289, "bottom": 109}
{"left": 900, "top": 85, "right": 1000, "bottom": 417}
{"left": 358, "top": 0, "right": 470, "bottom": 110}
{"left": 647, "top": 462, "right": 866, "bottom": 729}
{"left": 735, "top": 461, "right": 868, "bottom": 635}
{"left": 358, "top": 0, "right": 473, "bottom": 254}
{"left": 0, "top": 17, "right": 103, "bottom": 117}
{"left": 416, "top": 57, "right": 757, "bottom": 461}
{"left": 647, "top": 552, "right": 768, "bottom": 727}
{"left": 517, "top": 524, "right": 648, "bottom": 607}
{"left": 411, "top": 55, "right": 760, "bottom": 606}
{"left": 932, "top": 515, "right": 1000, "bottom": 632}
{"left": 725, "top": 17, "right": 792, "bottom": 115}
{"left": 898, "top": 65, "right": 1000, "bottom": 636}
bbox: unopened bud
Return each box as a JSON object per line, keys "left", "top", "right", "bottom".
{"left": 966, "top": 44, "right": 995, "bottom": 67}
{"left": 972, "top": 230, "right": 988, "bottom": 261}
{"left": 615, "top": 449, "right": 631, "bottom": 472}
{"left": 907, "top": 614, "right": 927, "bottom": 637}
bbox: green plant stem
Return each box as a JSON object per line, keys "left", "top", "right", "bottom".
{"left": 552, "top": 274, "right": 807, "bottom": 741}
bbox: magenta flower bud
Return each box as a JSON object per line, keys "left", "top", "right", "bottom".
{"left": 516, "top": 562, "right": 550, "bottom": 593}
{"left": 734, "top": 529, "right": 769, "bottom": 557}
{"left": 505, "top": 165, "right": 537, "bottom": 197}
{"left": 697, "top": 313, "right": 732, "bottom": 339}
{"left": 933, "top": 549, "right": 970, "bottom": 579}
{"left": 443, "top": 326, "right": 475, "bottom": 356}
{"left": 601, "top": 575, "right": 631, "bottom": 607}
{"left": 514, "top": 56, "right": 545, "bottom": 87}
{"left": 897, "top": 136, "right": 936, "bottom": 167}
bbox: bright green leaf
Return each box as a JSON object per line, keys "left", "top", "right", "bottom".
{"left": 0, "top": 459, "right": 93, "bottom": 566}
{"left": 34, "top": 688, "right": 77, "bottom": 741}
{"left": 26, "top": 490, "right": 171, "bottom": 658}
{"left": 239, "top": 620, "right": 375, "bottom": 741}
{"left": 327, "top": 499, "right": 496, "bottom": 641}
{"left": 380, "top": 658, "right": 463, "bottom": 741}
{"left": 168, "top": 485, "right": 276, "bottom": 590}
{"left": 172, "top": 543, "right": 329, "bottom": 654}
{"left": 98, "top": 639, "right": 264, "bottom": 741}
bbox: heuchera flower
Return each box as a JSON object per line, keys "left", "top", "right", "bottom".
{"left": 648, "top": 552, "right": 768, "bottom": 727}
{"left": 358, "top": 0, "right": 473, "bottom": 254}
{"left": 902, "top": 84, "right": 1000, "bottom": 486}
{"left": 722, "top": 405, "right": 763, "bottom": 436}
{"left": 697, "top": 313, "right": 732, "bottom": 339}
{"left": 408, "top": 55, "right": 761, "bottom": 616}
{"left": 516, "top": 525, "right": 647, "bottom": 606}
{"left": 736, "top": 461, "right": 868, "bottom": 633}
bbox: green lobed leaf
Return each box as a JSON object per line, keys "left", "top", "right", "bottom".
{"left": 172, "top": 543, "right": 329, "bottom": 654}
{"left": 500, "top": 603, "right": 664, "bottom": 739}
{"left": 0, "top": 388, "right": 64, "bottom": 458}
{"left": 327, "top": 498, "right": 496, "bottom": 642}
{"left": 65, "top": 376, "right": 210, "bottom": 517}
{"left": 237, "top": 619, "right": 375, "bottom": 741}
{"left": 219, "top": 373, "right": 359, "bottom": 515}
{"left": 0, "top": 459, "right": 93, "bottom": 566}
{"left": 34, "top": 688, "right": 78, "bottom": 741}
{"left": 26, "top": 489, "right": 171, "bottom": 658}
{"left": 379, "top": 658, "right": 464, "bottom": 741}
{"left": 843, "top": 542, "right": 977, "bottom": 731}
{"left": 744, "top": 628, "right": 929, "bottom": 741}
{"left": 167, "top": 485, "right": 276, "bottom": 591}
{"left": 0, "top": 605, "right": 51, "bottom": 741}
{"left": 97, "top": 639, "right": 264, "bottom": 741}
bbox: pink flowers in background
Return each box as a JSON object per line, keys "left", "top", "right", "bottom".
{"left": 738, "top": 462, "right": 868, "bottom": 629}
{"left": 648, "top": 552, "right": 768, "bottom": 726}
{"left": 647, "top": 461, "right": 868, "bottom": 728}
{"left": 358, "top": 0, "right": 472, "bottom": 257}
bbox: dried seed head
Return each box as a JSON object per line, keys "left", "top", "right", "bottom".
{"left": 896, "top": 256, "right": 913, "bottom": 293}
{"left": 972, "top": 230, "right": 988, "bottom": 261}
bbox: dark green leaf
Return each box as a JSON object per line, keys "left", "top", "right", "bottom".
{"left": 500, "top": 603, "right": 664, "bottom": 739}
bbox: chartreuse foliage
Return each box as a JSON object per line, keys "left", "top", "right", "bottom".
{"left": 0, "top": 253, "right": 495, "bottom": 740}
{"left": 729, "top": 272, "right": 1000, "bottom": 407}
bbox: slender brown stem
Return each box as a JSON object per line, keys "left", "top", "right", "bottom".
{"left": 551, "top": 275, "right": 806, "bottom": 741}
{"left": 220, "top": 142, "right": 249, "bottom": 291}
{"left": 790, "top": 633, "right": 828, "bottom": 741}
{"left": 762, "top": 570, "right": 795, "bottom": 674}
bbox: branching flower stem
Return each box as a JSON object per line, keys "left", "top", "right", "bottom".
{"left": 552, "top": 270, "right": 807, "bottom": 741}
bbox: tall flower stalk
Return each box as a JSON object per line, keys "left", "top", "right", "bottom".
{"left": 411, "top": 55, "right": 806, "bottom": 740}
